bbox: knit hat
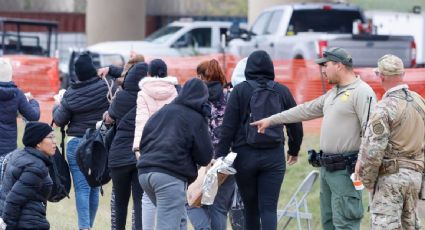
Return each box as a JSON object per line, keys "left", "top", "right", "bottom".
{"left": 0, "top": 58, "right": 12, "bottom": 82}
{"left": 148, "top": 59, "right": 167, "bottom": 78}
{"left": 23, "top": 122, "right": 53, "bottom": 147}
{"left": 75, "top": 52, "right": 97, "bottom": 81}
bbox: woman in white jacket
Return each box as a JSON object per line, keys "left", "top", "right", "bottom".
{"left": 133, "top": 59, "right": 178, "bottom": 230}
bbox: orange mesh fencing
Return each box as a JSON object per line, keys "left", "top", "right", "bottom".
{"left": 6, "top": 55, "right": 60, "bottom": 123}
{"left": 152, "top": 54, "right": 425, "bottom": 103}
{"left": 7, "top": 53, "right": 425, "bottom": 128}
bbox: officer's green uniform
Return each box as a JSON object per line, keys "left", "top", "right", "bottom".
{"left": 268, "top": 48, "right": 376, "bottom": 230}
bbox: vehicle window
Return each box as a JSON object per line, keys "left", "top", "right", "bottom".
{"left": 288, "top": 10, "right": 363, "bottom": 34}
{"left": 144, "top": 26, "right": 182, "bottom": 44}
{"left": 251, "top": 12, "right": 272, "bottom": 35}
{"left": 265, "top": 10, "right": 283, "bottom": 34}
{"left": 175, "top": 28, "right": 212, "bottom": 47}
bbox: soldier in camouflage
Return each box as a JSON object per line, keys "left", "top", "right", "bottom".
{"left": 357, "top": 54, "right": 425, "bottom": 230}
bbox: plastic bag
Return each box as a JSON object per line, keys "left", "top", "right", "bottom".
{"left": 201, "top": 152, "right": 237, "bottom": 205}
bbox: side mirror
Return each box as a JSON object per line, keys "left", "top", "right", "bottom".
{"left": 227, "top": 21, "right": 252, "bottom": 41}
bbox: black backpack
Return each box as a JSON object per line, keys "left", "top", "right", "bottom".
{"left": 245, "top": 80, "right": 284, "bottom": 148}
{"left": 48, "top": 126, "right": 72, "bottom": 202}
{"left": 76, "top": 124, "right": 111, "bottom": 188}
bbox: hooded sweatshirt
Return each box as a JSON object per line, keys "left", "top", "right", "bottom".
{"left": 0, "top": 82, "right": 39, "bottom": 154}
{"left": 137, "top": 78, "right": 213, "bottom": 184}
{"left": 132, "top": 76, "right": 178, "bottom": 150}
{"left": 215, "top": 50, "right": 303, "bottom": 157}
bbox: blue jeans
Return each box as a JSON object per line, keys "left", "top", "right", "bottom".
{"left": 67, "top": 137, "right": 100, "bottom": 229}
{"left": 187, "top": 176, "right": 235, "bottom": 230}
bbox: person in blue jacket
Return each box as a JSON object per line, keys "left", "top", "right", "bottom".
{"left": 0, "top": 58, "right": 40, "bottom": 157}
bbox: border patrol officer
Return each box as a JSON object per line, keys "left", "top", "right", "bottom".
{"left": 251, "top": 47, "right": 377, "bottom": 230}
{"left": 357, "top": 54, "right": 425, "bottom": 230}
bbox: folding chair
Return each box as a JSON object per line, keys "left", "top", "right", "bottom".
{"left": 277, "top": 170, "right": 319, "bottom": 230}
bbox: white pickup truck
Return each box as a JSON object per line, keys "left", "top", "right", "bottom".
{"left": 227, "top": 3, "right": 416, "bottom": 67}
{"left": 88, "top": 20, "right": 236, "bottom": 61}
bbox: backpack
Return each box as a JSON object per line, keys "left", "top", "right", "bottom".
{"left": 245, "top": 80, "right": 284, "bottom": 148}
{"left": 48, "top": 126, "right": 72, "bottom": 202}
{"left": 76, "top": 124, "right": 111, "bottom": 188}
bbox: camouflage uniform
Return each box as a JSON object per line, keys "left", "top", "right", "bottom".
{"left": 359, "top": 55, "right": 425, "bottom": 230}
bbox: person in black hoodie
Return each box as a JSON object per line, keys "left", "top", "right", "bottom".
{"left": 0, "top": 122, "right": 55, "bottom": 230}
{"left": 106, "top": 62, "right": 147, "bottom": 230}
{"left": 53, "top": 52, "right": 110, "bottom": 230}
{"left": 138, "top": 78, "right": 213, "bottom": 230}
{"left": 215, "top": 50, "right": 303, "bottom": 230}
{"left": 187, "top": 59, "right": 235, "bottom": 230}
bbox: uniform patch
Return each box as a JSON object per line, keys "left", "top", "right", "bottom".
{"left": 340, "top": 91, "right": 350, "bottom": 102}
{"left": 372, "top": 121, "right": 385, "bottom": 135}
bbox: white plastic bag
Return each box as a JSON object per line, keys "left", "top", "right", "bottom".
{"left": 201, "top": 152, "right": 237, "bottom": 205}
{"left": 0, "top": 218, "right": 7, "bottom": 230}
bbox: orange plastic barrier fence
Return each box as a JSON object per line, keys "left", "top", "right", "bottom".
{"left": 151, "top": 54, "right": 425, "bottom": 104}
{"left": 6, "top": 55, "right": 60, "bottom": 123}
{"left": 7, "top": 53, "right": 425, "bottom": 126}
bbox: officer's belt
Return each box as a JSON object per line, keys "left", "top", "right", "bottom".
{"left": 320, "top": 152, "right": 358, "bottom": 172}
{"left": 379, "top": 158, "right": 424, "bottom": 175}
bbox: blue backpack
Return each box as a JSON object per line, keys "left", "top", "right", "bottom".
{"left": 245, "top": 80, "right": 284, "bottom": 148}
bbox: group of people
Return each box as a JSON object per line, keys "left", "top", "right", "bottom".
{"left": 0, "top": 46, "right": 423, "bottom": 230}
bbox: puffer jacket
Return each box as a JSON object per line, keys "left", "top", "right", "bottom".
{"left": 53, "top": 77, "right": 110, "bottom": 137}
{"left": 0, "top": 147, "right": 52, "bottom": 230}
{"left": 108, "top": 62, "right": 147, "bottom": 168}
{"left": 132, "top": 76, "right": 178, "bottom": 150}
{"left": 0, "top": 82, "right": 39, "bottom": 155}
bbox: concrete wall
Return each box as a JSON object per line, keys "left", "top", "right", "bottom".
{"left": 86, "top": 0, "right": 146, "bottom": 45}
{"left": 146, "top": 0, "right": 246, "bottom": 17}
{"left": 0, "top": 0, "right": 75, "bottom": 12}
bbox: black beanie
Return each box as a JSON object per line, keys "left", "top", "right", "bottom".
{"left": 148, "top": 59, "right": 167, "bottom": 78}
{"left": 23, "top": 122, "right": 53, "bottom": 147}
{"left": 75, "top": 53, "right": 98, "bottom": 81}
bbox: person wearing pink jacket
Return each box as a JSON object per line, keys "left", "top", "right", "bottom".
{"left": 133, "top": 59, "right": 179, "bottom": 230}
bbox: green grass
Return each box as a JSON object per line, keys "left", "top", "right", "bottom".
{"left": 15, "top": 122, "right": 423, "bottom": 229}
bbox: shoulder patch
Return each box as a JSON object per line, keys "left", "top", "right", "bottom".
{"left": 372, "top": 120, "right": 385, "bottom": 135}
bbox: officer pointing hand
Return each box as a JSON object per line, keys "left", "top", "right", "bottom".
{"left": 250, "top": 118, "right": 271, "bottom": 134}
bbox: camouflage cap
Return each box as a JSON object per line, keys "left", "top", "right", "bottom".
{"left": 375, "top": 54, "right": 404, "bottom": 76}
{"left": 315, "top": 47, "right": 353, "bottom": 67}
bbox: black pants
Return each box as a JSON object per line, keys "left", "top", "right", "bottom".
{"left": 233, "top": 146, "right": 285, "bottom": 230}
{"left": 111, "top": 164, "right": 143, "bottom": 230}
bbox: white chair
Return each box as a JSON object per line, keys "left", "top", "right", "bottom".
{"left": 277, "top": 170, "right": 319, "bottom": 230}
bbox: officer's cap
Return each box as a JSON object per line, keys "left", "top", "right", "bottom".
{"left": 315, "top": 47, "right": 353, "bottom": 67}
